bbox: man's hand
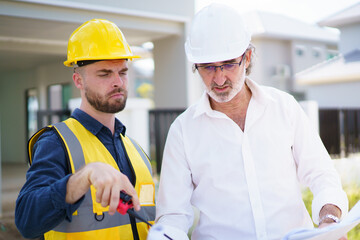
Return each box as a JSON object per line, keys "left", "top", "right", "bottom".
{"left": 65, "top": 162, "right": 140, "bottom": 215}
{"left": 318, "top": 204, "right": 347, "bottom": 240}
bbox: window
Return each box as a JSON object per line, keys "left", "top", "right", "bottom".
{"left": 26, "top": 88, "right": 39, "bottom": 139}
{"left": 39, "top": 84, "right": 72, "bottom": 125}
{"left": 312, "top": 48, "right": 322, "bottom": 58}
{"left": 295, "top": 45, "right": 306, "bottom": 57}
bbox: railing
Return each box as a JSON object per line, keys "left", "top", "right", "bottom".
{"left": 319, "top": 108, "right": 360, "bottom": 158}
{"left": 37, "top": 109, "right": 71, "bottom": 128}
{"left": 35, "top": 107, "right": 359, "bottom": 174}
{"left": 149, "top": 109, "right": 185, "bottom": 174}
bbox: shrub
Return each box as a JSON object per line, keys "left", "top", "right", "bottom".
{"left": 302, "top": 184, "right": 360, "bottom": 239}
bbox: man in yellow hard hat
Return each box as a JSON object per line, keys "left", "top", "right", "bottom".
{"left": 155, "top": 3, "right": 348, "bottom": 240}
{"left": 15, "top": 19, "right": 155, "bottom": 240}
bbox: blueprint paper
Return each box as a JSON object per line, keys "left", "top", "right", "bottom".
{"left": 282, "top": 200, "right": 360, "bottom": 240}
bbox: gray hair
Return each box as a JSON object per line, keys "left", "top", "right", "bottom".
{"left": 245, "top": 43, "right": 256, "bottom": 76}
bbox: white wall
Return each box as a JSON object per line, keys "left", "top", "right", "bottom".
{"left": 153, "top": 35, "right": 189, "bottom": 108}
{"left": 116, "top": 98, "right": 153, "bottom": 155}
{"left": 291, "top": 40, "right": 332, "bottom": 73}
{"left": 63, "top": 0, "right": 194, "bottom": 17}
{"left": 339, "top": 23, "right": 360, "bottom": 54}
{"left": 251, "top": 38, "right": 291, "bottom": 90}
{"left": 305, "top": 81, "right": 360, "bottom": 108}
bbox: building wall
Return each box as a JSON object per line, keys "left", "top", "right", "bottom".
{"left": 249, "top": 38, "right": 334, "bottom": 94}
{"left": 62, "top": 0, "right": 194, "bottom": 17}
{"left": 291, "top": 40, "right": 331, "bottom": 74}
{"left": 290, "top": 40, "right": 337, "bottom": 94}
{"left": 339, "top": 23, "right": 360, "bottom": 54}
{"left": 306, "top": 81, "right": 360, "bottom": 108}
{"left": 251, "top": 38, "right": 291, "bottom": 91}
{"left": 0, "top": 62, "right": 73, "bottom": 163}
{"left": 0, "top": 70, "right": 35, "bottom": 163}
{"left": 153, "top": 35, "right": 188, "bottom": 108}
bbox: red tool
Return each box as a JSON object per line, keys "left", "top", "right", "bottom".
{"left": 117, "top": 191, "right": 134, "bottom": 215}
{"left": 117, "top": 191, "right": 153, "bottom": 227}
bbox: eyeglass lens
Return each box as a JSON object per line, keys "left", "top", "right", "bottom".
{"left": 197, "top": 54, "right": 244, "bottom": 74}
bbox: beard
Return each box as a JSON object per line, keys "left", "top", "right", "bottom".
{"left": 85, "top": 86, "right": 128, "bottom": 113}
{"left": 206, "top": 78, "right": 244, "bottom": 103}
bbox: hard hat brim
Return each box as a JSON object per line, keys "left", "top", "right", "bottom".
{"left": 63, "top": 55, "right": 140, "bottom": 67}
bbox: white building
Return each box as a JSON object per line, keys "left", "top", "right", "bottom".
{"left": 295, "top": 3, "right": 360, "bottom": 108}
{"left": 243, "top": 11, "right": 339, "bottom": 98}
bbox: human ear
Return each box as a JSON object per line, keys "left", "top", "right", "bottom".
{"left": 245, "top": 50, "right": 252, "bottom": 68}
{"left": 72, "top": 72, "right": 83, "bottom": 89}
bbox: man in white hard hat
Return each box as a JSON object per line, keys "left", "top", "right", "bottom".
{"left": 155, "top": 3, "right": 348, "bottom": 240}
{"left": 15, "top": 19, "right": 155, "bottom": 240}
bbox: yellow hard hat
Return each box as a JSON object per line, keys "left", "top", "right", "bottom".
{"left": 64, "top": 19, "right": 139, "bottom": 67}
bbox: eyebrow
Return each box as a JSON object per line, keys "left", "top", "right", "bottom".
{"left": 223, "top": 59, "right": 238, "bottom": 63}
{"left": 120, "top": 67, "right": 129, "bottom": 73}
{"left": 96, "top": 67, "right": 128, "bottom": 74}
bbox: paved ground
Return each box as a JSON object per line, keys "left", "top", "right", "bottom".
{"left": 0, "top": 163, "right": 28, "bottom": 240}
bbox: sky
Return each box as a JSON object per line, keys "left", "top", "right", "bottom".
{"left": 196, "top": 0, "right": 359, "bottom": 25}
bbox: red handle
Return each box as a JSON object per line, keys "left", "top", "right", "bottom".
{"left": 117, "top": 200, "right": 134, "bottom": 215}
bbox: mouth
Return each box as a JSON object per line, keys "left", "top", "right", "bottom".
{"left": 108, "top": 89, "right": 126, "bottom": 99}
{"left": 212, "top": 85, "right": 230, "bottom": 92}
{"left": 109, "top": 93, "right": 125, "bottom": 100}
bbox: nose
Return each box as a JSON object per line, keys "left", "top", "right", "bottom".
{"left": 212, "top": 66, "right": 226, "bottom": 86}
{"left": 113, "top": 74, "right": 124, "bottom": 88}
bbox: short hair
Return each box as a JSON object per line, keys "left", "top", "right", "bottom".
{"left": 245, "top": 43, "right": 256, "bottom": 76}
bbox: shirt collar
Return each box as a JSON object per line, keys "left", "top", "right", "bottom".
{"left": 71, "top": 108, "right": 126, "bottom": 136}
{"left": 193, "top": 77, "right": 275, "bottom": 119}
{"left": 245, "top": 77, "right": 276, "bottom": 105}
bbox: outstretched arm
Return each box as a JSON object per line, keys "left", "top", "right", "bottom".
{"left": 66, "top": 162, "right": 140, "bottom": 214}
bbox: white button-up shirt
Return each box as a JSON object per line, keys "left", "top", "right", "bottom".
{"left": 156, "top": 78, "right": 348, "bottom": 240}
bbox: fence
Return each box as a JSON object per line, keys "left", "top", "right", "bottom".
{"left": 149, "top": 109, "right": 185, "bottom": 174}
{"left": 35, "top": 107, "right": 359, "bottom": 175}
{"left": 37, "top": 109, "right": 71, "bottom": 129}
{"left": 319, "top": 109, "right": 360, "bottom": 157}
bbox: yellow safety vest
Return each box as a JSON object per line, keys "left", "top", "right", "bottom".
{"left": 28, "top": 118, "right": 155, "bottom": 240}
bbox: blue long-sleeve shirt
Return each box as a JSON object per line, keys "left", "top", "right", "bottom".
{"left": 15, "top": 108, "right": 135, "bottom": 238}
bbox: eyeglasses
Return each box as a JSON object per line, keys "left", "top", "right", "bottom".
{"left": 195, "top": 54, "right": 244, "bottom": 75}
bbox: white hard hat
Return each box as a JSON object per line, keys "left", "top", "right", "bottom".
{"left": 185, "top": 3, "right": 251, "bottom": 64}
{"left": 147, "top": 223, "right": 189, "bottom": 240}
